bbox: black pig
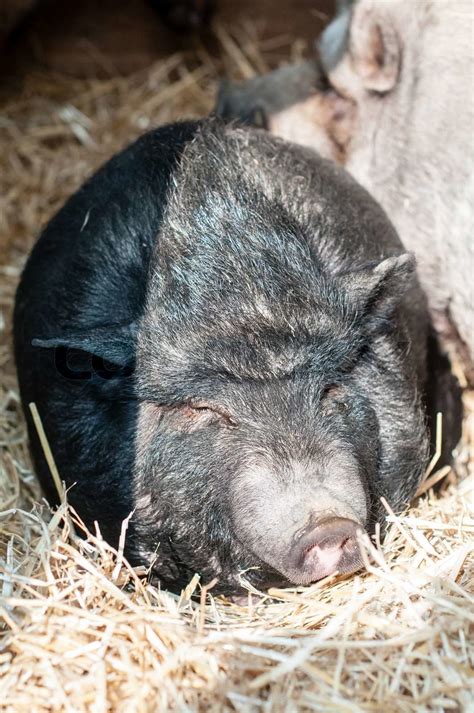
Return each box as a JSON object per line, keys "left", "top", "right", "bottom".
{"left": 15, "top": 119, "right": 434, "bottom": 594}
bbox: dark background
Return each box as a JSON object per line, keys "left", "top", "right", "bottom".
{"left": 1, "top": 0, "right": 335, "bottom": 81}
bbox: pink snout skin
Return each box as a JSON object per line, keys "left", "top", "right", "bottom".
{"left": 299, "top": 518, "right": 364, "bottom": 581}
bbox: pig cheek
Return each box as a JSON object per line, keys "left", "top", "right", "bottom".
{"left": 318, "top": 398, "right": 374, "bottom": 516}
{"left": 133, "top": 401, "right": 175, "bottom": 519}
{"left": 135, "top": 401, "right": 160, "bottom": 463}
{"left": 133, "top": 402, "right": 161, "bottom": 529}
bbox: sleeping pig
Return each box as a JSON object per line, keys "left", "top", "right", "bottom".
{"left": 217, "top": 0, "right": 474, "bottom": 368}
{"left": 14, "top": 119, "right": 449, "bottom": 594}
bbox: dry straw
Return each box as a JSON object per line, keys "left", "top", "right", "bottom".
{"left": 0, "top": 25, "right": 473, "bottom": 712}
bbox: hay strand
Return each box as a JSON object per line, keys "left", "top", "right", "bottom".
{"left": 28, "top": 402, "right": 64, "bottom": 501}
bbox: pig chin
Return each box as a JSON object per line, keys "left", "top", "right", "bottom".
{"left": 231, "top": 457, "right": 369, "bottom": 586}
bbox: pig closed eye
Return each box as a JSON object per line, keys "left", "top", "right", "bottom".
{"left": 155, "top": 402, "right": 237, "bottom": 433}
{"left": 187, "top": 402, "right": 237, "bottom": 426}
{"left": 322, "top": 384, "right": 349, "bottom": 411}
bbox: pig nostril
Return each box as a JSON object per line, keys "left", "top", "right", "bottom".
{"left": 295, "top": 517, "right": 364, "bottom": 582}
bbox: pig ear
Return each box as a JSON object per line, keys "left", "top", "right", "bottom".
{"left": 318, "top": 1, "right": 353, "bottom": 73}
{"left": 349, "top": 5, "right": 400, "bottom": 93}
{"left": 32, "top": 321, "right": 137, "bottom": 367}
{"left": 342, "top": 253, "right": 416, "bottom": 325}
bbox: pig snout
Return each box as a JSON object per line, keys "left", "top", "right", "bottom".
{"left": 231, "top": 452, "right": 370, "bottom": 587}
{"left": 294, "top": 517, "right": 364, "bottom": 582}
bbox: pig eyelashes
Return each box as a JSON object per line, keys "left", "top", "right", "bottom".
{"left": 149, "top": 400, "right": 238, "bottom": 431}
{"left": 185, "top": 401, "right": 238, "bottom": 428}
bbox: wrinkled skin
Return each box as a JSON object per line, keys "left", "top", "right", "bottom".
{"left": 217, "top": 0, "right": 474, "bottom": 370}
{"left": 16, "top": 120, "right": 440, "bottom": 594}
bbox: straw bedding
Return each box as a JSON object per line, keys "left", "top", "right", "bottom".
{"left": 0, "top": 27, "right": 473, "bottom": 712}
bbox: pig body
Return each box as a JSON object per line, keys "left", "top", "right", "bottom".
{"left": 217, "top": 0, "right": 474, "bottom": 366}
{"left": 15, "top": 119, "right": 434, "bottom": 593}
